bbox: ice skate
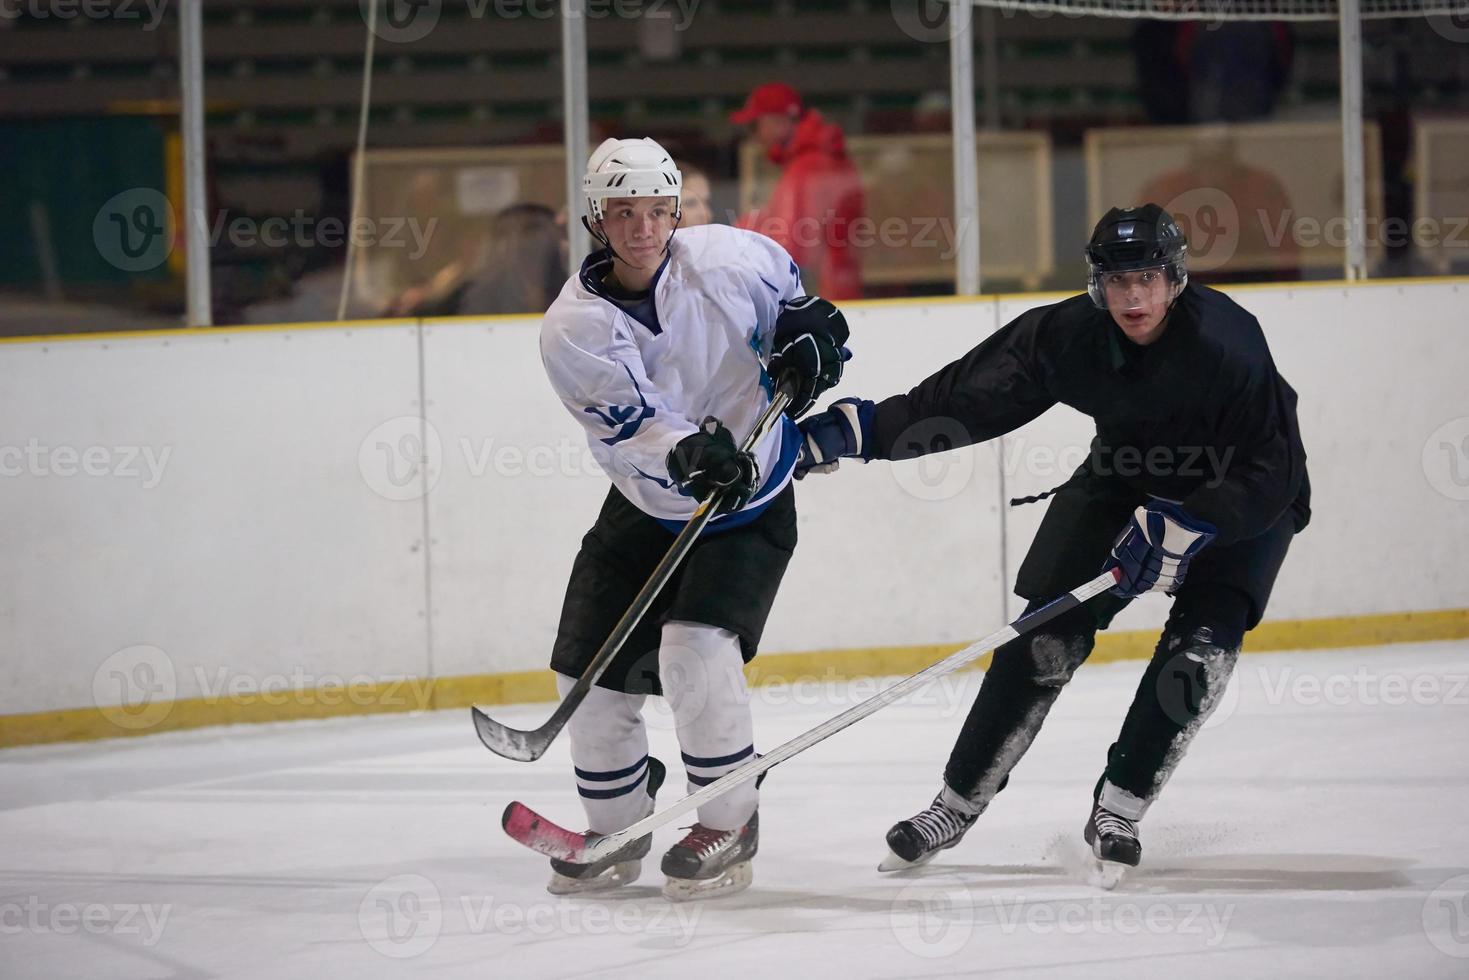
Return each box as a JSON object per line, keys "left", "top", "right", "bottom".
{"left": 1083, "top": 799, "right": 1139, "bottom": 889}
{"left": 660, "top": 810, "right": 758, "bottom": 901}
{"left": 879, "top": 789, "right": 979, "bottom": 872}
{"left": 546, "top": 758, "right": 665, "bottom": 895}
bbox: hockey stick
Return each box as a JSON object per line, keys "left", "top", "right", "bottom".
{"left": 471, "top": 379, "right": 797, "bottom": 762}
{"left": 502, "top": 567, "right": 1123, "bottom": 863}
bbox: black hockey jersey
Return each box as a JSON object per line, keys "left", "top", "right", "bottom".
{"left": 869, "top": 284, "right": 1310, "bottom": 546}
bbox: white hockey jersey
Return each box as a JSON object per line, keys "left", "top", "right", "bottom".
{"left": 541, "top": 224, "right": 804, "bottom": 527}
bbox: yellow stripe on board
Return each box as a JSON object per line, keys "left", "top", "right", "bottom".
{"left": 3, "top": 276, "right": 1465, "bottom": 348}
{"left": 2, "top": 607, "right": 1466, "bottom": 750}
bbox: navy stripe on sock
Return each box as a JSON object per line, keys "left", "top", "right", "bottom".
{"left": 687, "top": 772, "right": 718, "bottom": 786}
{"left": 577, "top": 770, "right": 649, "bottom": 800}
{"left": 681, "top": 745, "right": 754, "bottom": 769}
{"left": 574, "top": 755, "right": 648, "bottom": 783}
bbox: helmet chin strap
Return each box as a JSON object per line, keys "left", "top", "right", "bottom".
{"left": 581, "top": 209, "right": 683, "bottom": 274}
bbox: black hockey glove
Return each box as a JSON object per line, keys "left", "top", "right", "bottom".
{"left": 768, "top": 296, "right": 852, "bottom": 419}
{"left": 666, "top": 418, "right": 760, "bottom": 514}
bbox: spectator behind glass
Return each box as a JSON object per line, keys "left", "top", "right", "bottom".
{"left": 458, "top": 202, "right": 567, "bottom": 316}
{"left": 732, "top": 82, "right": 865, "bottom": 300}
{"left": 676, "top": 162, "right": 714, "bottom": 227}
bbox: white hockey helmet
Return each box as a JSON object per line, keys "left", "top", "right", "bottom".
{"left": 582, "top": 137, "right": 682, "bottom": 222}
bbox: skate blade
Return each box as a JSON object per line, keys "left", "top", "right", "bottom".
{"left": 547, "top": 859, "right": 641, "bottom": 896}
{"left": 1085, "top": 857, "right": 1129, "bottom": 891}
{"left": 878, "top": 848, "right": 940, "bottom": 873}
{"left": 662, "top": 861, "right": 753, "bottom": 902}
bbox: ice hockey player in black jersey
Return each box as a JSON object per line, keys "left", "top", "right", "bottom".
{"left": 794, "top": 204, "right": 1310, "bottom": 878}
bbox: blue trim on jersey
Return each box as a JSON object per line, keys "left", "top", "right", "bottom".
{"left": 759, "top": 276, "right": 779, "bottom": 295}
{"left": 652, "top": 414, "right": 800, "bottom": 536}
{"left": 584, "top": 364, "right": 656, "bottom": 446}
{"left": 578, "top": 248, "right": 669, "bottom": 336}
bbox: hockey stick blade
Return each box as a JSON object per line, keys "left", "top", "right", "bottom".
{"left": 471, "top": 704, "right": 560, "bottom": 763}
{"left": 502, "top": 801, "right": 591, "bottom": 862}
{"left": 502, "top": 569, "right": 1122, "bottom": 864}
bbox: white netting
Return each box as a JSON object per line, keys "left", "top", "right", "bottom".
{"left": 968, "top": 0, "right": 1469, "bottom": 21}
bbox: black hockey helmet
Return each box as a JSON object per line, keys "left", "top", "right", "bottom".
{"left": 1085, "top": 204, "right": 1189, "bottom": 308}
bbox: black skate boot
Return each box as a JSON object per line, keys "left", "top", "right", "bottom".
{"left": 879, "top": 788, "right": 980, "bottom": 872}
{"left": 1083, "top": 800, "right": 1140, "bottom": 888}
{"left": 546, "top": 757, "right": 665, "bottom": 896}
{"left": 660, "top": 810, "right": 759, "bottom": 901}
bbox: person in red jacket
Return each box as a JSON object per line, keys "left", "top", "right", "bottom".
{"left": 732, "top": 83, "right": 865, "bottom": 301}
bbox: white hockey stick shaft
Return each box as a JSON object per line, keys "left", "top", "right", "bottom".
{"left": 579, "top": 568, "right": 1121, "bottom": 863}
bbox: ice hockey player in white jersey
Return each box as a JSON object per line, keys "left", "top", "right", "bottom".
{"left": 537, "top": 137, "right": 851, "bottom": 900}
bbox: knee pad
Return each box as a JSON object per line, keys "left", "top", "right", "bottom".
{"left": 998, "top": 631, "right": 1091, "bottom": 689}
{"left": 1153, "top": 626, "right": 1240, "bottom": 727}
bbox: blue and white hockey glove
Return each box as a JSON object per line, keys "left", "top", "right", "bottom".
{"left": 794, "top": 397, "right": 874, "bottom": 478}
{"left": 1106, "top": 500, "right": 1217, "bottom": 597}
{"left": 769, "top": 296, "right": 852, "bottom": 419}
{"left": 667, "top": 417, "right": 760, "bottom": 514}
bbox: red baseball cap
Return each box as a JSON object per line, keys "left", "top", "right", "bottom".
{"left": 730, "top": 83, "right": 803, "bottom": 124}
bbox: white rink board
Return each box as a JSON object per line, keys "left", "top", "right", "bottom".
{"left": 0, "top": 327, "right": 430, "bottom": 716}
{"left": 420, "top": 317, "right": 608, "bottom": 680}
{"left": 2, "top": 280, "right": 1468, "bottom": 720}
{"left": 420, "top": 303, "right": 1009, "bottom": 678}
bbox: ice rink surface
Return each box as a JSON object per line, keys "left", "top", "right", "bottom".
{"left": 3, "top": 641, "right": 1468, "bottom": 979}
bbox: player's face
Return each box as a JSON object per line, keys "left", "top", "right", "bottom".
{"left": 599, "top": 196, "right": 677, "bottom": 271}
{"left": 1103, "top": 267, "right": 1175, "bottom": 345}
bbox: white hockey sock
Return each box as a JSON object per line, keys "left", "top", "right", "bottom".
{"left": 557, "top": 672, "right": 653, "bottom": 837}
{"left": 660, "top": 620, "right": 757, "bottom": 832}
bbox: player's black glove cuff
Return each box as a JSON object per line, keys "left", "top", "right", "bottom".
{"left": 769, "top": 296, "right": 852, "bottom": 419}
{"left": 666, "top": 418, "right": 760, "bottom": 514}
